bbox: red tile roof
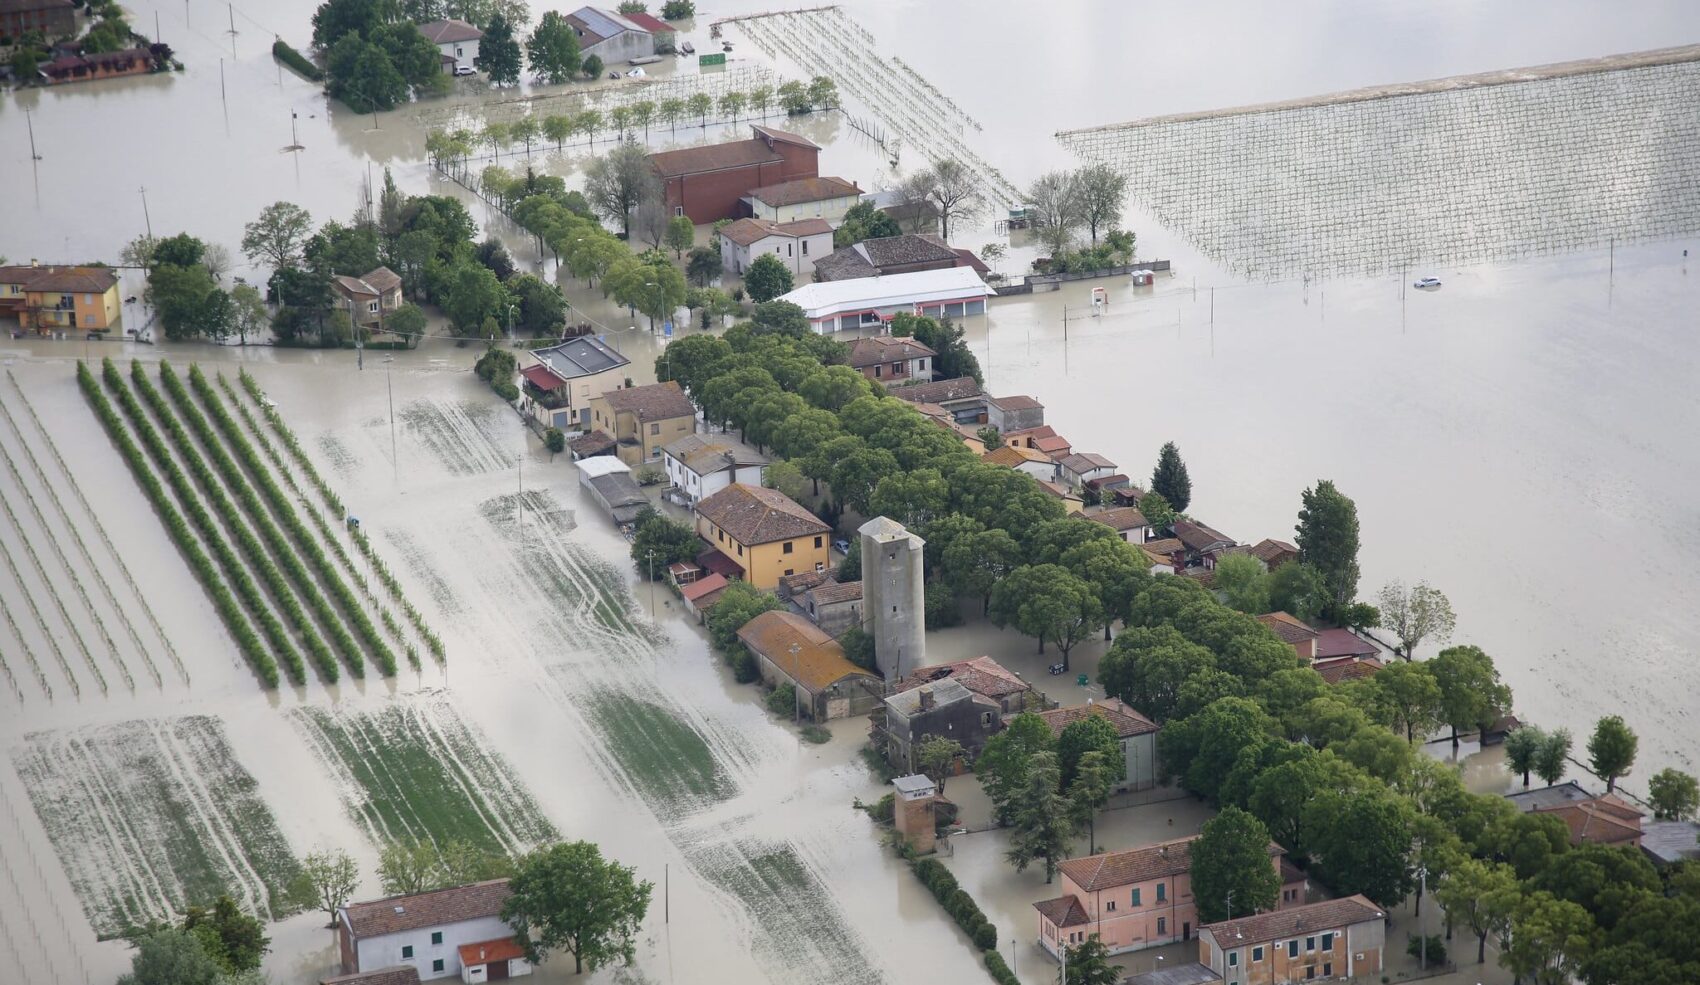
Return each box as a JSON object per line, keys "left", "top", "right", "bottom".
{"left": 1089, "top": 507, "right": 1149, "bottom": 532}
{"left": 1202, "top": 895, "right": 1384, "bottom": 946}
{"left": 1058, "top": 836, "right": 1211, "bottom": 891}
{"left": 806, "top": 580, "right": 863, "bottom": 606}
{"left": 457, "top": 937, "right": 526, "bottom": 968}
{"left": 680, "top": 572, "right": 729, "bottom": 603}
{"left": 746, "top": 176, "right": 862, "bottom": 207}
{"left": 751, "top": 124, "right": 820, "bottom": 150}
{"left": 521, "top": 363, "right": 567, "bottom": 390}
{"left": 990, "top": 394, "right": 1042, "bottom": 412}
{"left": 736, "top": 610, "right": 877, "bottom": 692}
{"left": 342, "top": 880, "right": 510, "bottom": 939}
{"left": 1034, "top": 895, "right": 1091, "bottom": 928}
{"left": 1313, "top": 628, "right": 1378, "bottom": 659}
{"left": 696, "top": 483, "right": 829, "bottom": 545}
{"left": 0, "top": 264, "right": 119, "bottom": 294}
{"left": 1314, "top": 656, "right": 1385, "bottom": 684}
{"left": 1039, "top": 698, "right": 1159, "bottom": 739}
{"left": 1172, "top": 519, "right": 1234, "bottom": 552}
{"left": 896, "top": 656, "right": 1029, "bottom": 700}
{"left": 650, "top": 139, "right": 784, "bottom": 177}
{"left": 1256, "top": 611, "right": 1319, "bottom": 644}
{"left": 847, "top": 335, "right": 936, "bottom": 367}
{"left": 598, "top": 381, "right": 696, "bottom": 422}
{"left": 622, "top": 10, "right": 671, "bottom": 32}
{"left": 1533, "top": 796, "right": 1644, "bottom": 846}
{"left": 1248, "top": 538, "right": 1299, "bottom": 565}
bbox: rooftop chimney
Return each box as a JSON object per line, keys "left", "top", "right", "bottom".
{"left": 918, "top": 688, "right": 935, "bottom": 711}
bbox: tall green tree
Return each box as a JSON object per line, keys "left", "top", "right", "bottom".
{"left": 584, "top": 142, "right": 660, "bottom": 237}
{"left": 743, "top": 252, "right": 794, "bottom": 303}
{"left": 1587, "top": 715, "right": 1637, "bottom": 793}
{"left": 942, "top": 528, "right": 1021, "bottom": 615}
{"left": 312, "top": 0, "right": 400, "bottom": 48}
{"left": 1305, "top": 787, "right": 1414, "bottom": 906}
{"left": 295, "top": 848, "right": 360, "bottom": 928}
{"left": 116, "top": 929, "right": 222, "bottom": 985}
{"left": 525, "top": 10, "right": 580, "bottom": 83}
{"left": 1056, "top": 713, "right": 1125, "bottom": 789}
{"left": 1367, "top": 660, "right": 1443, "bottom": 742}
{"left": 1428, "top": 644, "right": 1512, "bottom": 748}
{"left": 1295, "top": 479, "right": 1361, "bottom": 621}
{"left": 1532, "top": 728, "right": 1572, "bottom": 786}
{"left": 1434, "top": 858, "right": 1520, "bottom": 964}
{"left": 475, "top": 13, "right": 522, "bottom": 85}
{"left": 1004, "top": 750, "right": 1073, "bottom": 883}
{"left": 146, "top": 262, "right": 220, "bottom": 341}
{"left": 180, "top": 896, "right": 269, "bottom": 973}
{"left": 1098, "top": 625, "right": 1215, "bottom": 723}
{"left": 1073, "top": 162, "right": 1129, "bottom": 245}
{"left": 442, "top": 261, "right": 508, "bottom": 331}
{"left": 1066, "top": 749, "right": 1115, "bottom": 855}
{"left": 665, "top": 215, "right": 695, "bottom": 258}
{"left": 916, "top": 735, "right": 964, "bottom": 793}
{"left": 988, "top": 564, "right": 1102, "bottom": 669}
{"left": 1150, "top": 441, "right": 1191, "bottom": 512}
{"left": 1501, "top": 891, "right": 1598, "bottom": 985}
{"left": 1647, "top": 768, "right": 1700, "bottom": 820}
{"left": 1376, "top": 579, "right": 1457, "bottom": 658}
{"left": 1212, "top": 552, "right": 1270, "bottom": 614}
{"left": 503, "top": 841, "right": 653, "bottom": 975}
{"left": 325, "top": 34, "right": 408, "bottom": 112}
{"left": 241, "top": 201, "right": 313, "bottom": 272}
{"left": 1190, "top": 806, "right": 1280, "bottom": 922}
{"left": 1060, "top": 936, "right": 1119, "bottom": 985}
{"left": 1268, "top": 561, "right": 1328, "bottom": 622}
{"left": 1505, "top": 725, "right": 1545, "bottom": 788}
{"left": 974, "top": 712, "right": 1054, "bottom": 825}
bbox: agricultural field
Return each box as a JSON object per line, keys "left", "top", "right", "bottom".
{"left": 399, "top": 397, "right": 516, "bottom": 476}
{"left": 292, "top": 697, "right": 558, "bottom": 855}
{"left": 10, "top": 716, "right": 302, "bottom": 939}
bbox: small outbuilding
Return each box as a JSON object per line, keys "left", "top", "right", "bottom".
{"left": 735, "top": 610, "right": 881, "bottom": 720}
{"left": 575, "top": 456, "right": 649, "bottom": 528}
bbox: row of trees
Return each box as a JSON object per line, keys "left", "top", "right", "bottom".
{"left": 1025, "top": 162, "right": 1134, "bottom": 263}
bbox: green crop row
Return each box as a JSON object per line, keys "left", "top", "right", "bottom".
{"left": 161, "top": 363, "right": 362, "bottom": 679}
{"left": 238, "top": 369, "right": 344, "bottom": 515}
{"left": 191, "top": 366, "right": 397, "bottom": 676}
{"left": 126, "top": 362, "right": 325, "bottom": 682}
{"left": 77, "top": 362, "right": 280, "bottom": 687}
{"left": 351, "top": 525, "right": 444, "bottom": 662}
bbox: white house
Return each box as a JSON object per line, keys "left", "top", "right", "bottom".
{"left": 718, "top": 217, "right": 834, "bottom": 276}
{"left": 1040, "top": 698, "right": 1160, "bottom": 792}
{"left": 417, "top": 19, "right": 482, "bottom": 72}
{"left": 1055, "top": 452, "right": 1118, "bottom": 488}
{"left": 661, "top": 433, "right": 767, "bottom": 505}
{"left": 564, "top": 6, "right": 667, "bottom": 63}
{"left": 741, "top": 176, "right": 863, "bottom": 225}
{"left": 776, "top": 267, "right": 995, "bottom": 334}
{"left": 336, "top": 880, "right": 530, "bottom": 983}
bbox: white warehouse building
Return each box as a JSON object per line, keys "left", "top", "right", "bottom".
{"left": 776, "top": 267, "right": 994, "bottom": 333}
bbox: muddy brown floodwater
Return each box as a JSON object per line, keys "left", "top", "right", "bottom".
{"left": 4, "top": 2, "right": 1700, "bottom": 984}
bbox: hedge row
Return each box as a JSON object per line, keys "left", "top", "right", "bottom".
{"left": 126, "top": 361, "right": 323, "bottom": 682}
{"left": 79, "top": 362, "right": 281, "bottom": 687}
{"left": 161, "top": 363, "right": 361, "bottom": 679}
{"left": 912, "top": 857, "right": 999, "bottom": 951}
{"left": 982, "top": 951, "right": 1019, "bottom": 985}
{"left": 188, "top": 365, "right": 397, "bottom": 676}
{"left": 271, "top": 39, "right": 323, "bottom": 81}
{"left": 234, "top": 369, "right": 441, "bottom": 664}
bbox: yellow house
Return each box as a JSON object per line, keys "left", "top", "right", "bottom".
{"left": 587, "top": 381, "right": 698, "bottom": 467}
{"left": 0, "top": 264, "right": 122, "bottom": 334}
{"left": 694, "top": 483, "right": 832, "bottom": 590}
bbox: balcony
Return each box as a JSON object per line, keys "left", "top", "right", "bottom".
{"left": 522, "top": 382, "right": 567, "bottom": 409}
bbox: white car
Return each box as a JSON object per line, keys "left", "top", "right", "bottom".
{"left": 453, "top": 65, "right": 476, "bottom": 77}
{"left": 625, "top": 66, "right": 646, "bottom": 78}
{"left": 1413, "top": 276, "right": 1441, "bottom": 289}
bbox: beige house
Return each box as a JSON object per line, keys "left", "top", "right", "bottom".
{"left": 519, "top": 336, "right": 631, "bottom": 431}
{"left": 587, "top": 381, "right": 697, "bottom": 466}
{"left": 742, "top": 176, "right": 863, "bottom": 224}
{"left": 718, "top": 217, "right": 834, "bottom": 276}
{"left": 1039, "top": 698, "right": 1160, "bottom": 792}
{"left": 331, "top": 267, "right": 403, "bottom": 329}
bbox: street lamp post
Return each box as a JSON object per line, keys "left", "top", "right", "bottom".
{"left": 787, "top": 641, "right": 801, "bottom": 725}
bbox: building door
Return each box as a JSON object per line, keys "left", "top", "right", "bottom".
{"left": 488, "top": 960, "right": 510, "bottom": 981}
{"left": 827, "top": 697, "right": 849, "bottom": 720}
{"left": 1183, "top": 922, "right": 1191, "bottom": 940}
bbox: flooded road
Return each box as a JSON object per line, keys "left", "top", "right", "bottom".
{"left": 3, "top": 2, "right": 1700, "bottom": 983}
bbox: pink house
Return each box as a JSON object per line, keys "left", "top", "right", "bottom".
{"left": 1033, "top": 834, "right": 1305, "bottom": 958}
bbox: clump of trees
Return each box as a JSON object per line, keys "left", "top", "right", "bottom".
{"left": 312, "top": 0, "right": 450, "bottom": 112}
{"left": 1024, "top": 163, "right": 1135, "bottom": 267}
{"left": 630, "top": 507, "right": 698, "bottom": 577}
{"left": 889, "top": 311, "right": 982, "bottom": 384}
{"left": 503, "top": 841, "right": 651, "bottom": 975}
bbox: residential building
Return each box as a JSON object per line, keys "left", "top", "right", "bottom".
{"left": 337, "top": 880, "right": 523, "bottom": 981}
{"left": 881, "top": 677, "right": 1002, "bottom": 771}
{"left": 860, "top": 515, "right": 926, "bottom": 680}
{"left": 1312, "top": 627, "right": 1380, "bottom": 661}
{"left": 1038, "top": 480, "right": 1086, "bottom": 514}
{"left": 1255, "top": 611, "right": 1319, "bottom": 660}
{"left": 1313, "top": 655, "right": 1385, "bottom": 684}
{"left": 1034, "top": 835, "right": 1302, "bottom": 958}
{"left": 1506, "top": 782, "right": 1645, "bottom": 847}
{"left": 896, "top": 656, "right": 1032, "bottom": 716}
{"left": 735, "top": 610, "right": 881, "bottom": 720}
{"left": 417, "top": 18, "right": 481, "bottom": 72}
{"left": 986, "top": 395, "right": 1044, "bottom": 433}
{"left": 649, "top": 125, "right": 820, "bottom": 224}
{"left": 575, "top": 456, "right": 648, "bottom": 528}
{"left": 0, "top": 263, "right": 122, "bottom": 334}
{"left": 1, "top": 0, "right": 76, "bottom": 40}
{"left": 321, "top": 967, "right": 422, "bottom": 985}
{"left": 1642, "top": 820, "right": 1700, "bottom": 866}
{"left": 660, "top": 433, "right": 767, "bottom": 505}
{"left": 1108, "top": 482, "right": 1149, "bottom": 507}
{"left": 694, "top": 483, "right": 831, "bottom": 589}
{"left": 811, "top": 233, "right": 971, "bottom": 282}
{"left": 777, "top": 267, "right": 994, "bottom": 333}
{"left": 331, "top": 267, "right": 404, "bottom": 329}
{"left": 519, "top": 336, "right": 630, "bottom": 430}
{"left": 717, "top": 217, "right": 833, "bottom": 276}
{"left": 982, "top": 444, "right": 1057, "bottom": 480}
{"left": 587, "top": 381, "right": 697, "bottom": 467}
{"left": 1142, "top": 538, "right": 1186, "bottom": 571}
{"left": 890, "top": 376, "right": 986, "bottom": 424}
{"left": 563, "top": 6, "right": 663, "bottom": 63}
{"left": 1089, "top": 507, "right": 1150, "bottom": 544}
{"left": 40, "top": 46, "right": 162, "bottom": 83}
{"left": 1245, "top": 538, "right": 1300, "bottom": 570}
{"left": 679, "top": 572, "right": 730, "bottom": 621}
{"left": 1172, "top": 519, "right": 1236, "bottom": 569}
{"left": 1055, "top": 452, "right": 1118, "bottom": 488}
{"left": 1196, "top": 895, "right": 1387, "bottom": 985}
{"left": 1038, "top": 698, "right": 1159, "bottom": 791}
{"left": 742, "top": 176, "right": 863, "bottom": 224}
{"left": 847, "top": 335, "right": 935, "bottom": 384}
{"left": 798, "top": 579, "right": 863, "bottom": 636}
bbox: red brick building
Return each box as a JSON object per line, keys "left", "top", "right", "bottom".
{"left": 1, "top": 0, "right": 75, "bottom": 42}
{"left": 649, "top": 124, "right": 820, "bottom": 224}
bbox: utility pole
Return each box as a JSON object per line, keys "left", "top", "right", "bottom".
{"left": 24, "top": 108, "right": 41, "bottom": 161}
{"left": 645, "top": 550, "right": 657, "bottom": 620}
{"left": 788, "top": 642, "right": 801, "bottom": 726}
{"left": 386, "top": 357, "right": 398, "bottom": 487}
{"left": 138, "top": 187, "right": 153, "bottom": 238}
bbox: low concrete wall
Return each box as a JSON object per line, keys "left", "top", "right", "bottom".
{"left": 994, "top": 260, "right": 1172, "bottom": 296}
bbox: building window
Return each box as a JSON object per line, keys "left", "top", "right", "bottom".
{"left": 787, "top": 243, "right": 793, "bottom": 256}
{"left": 1252, "top": 946, "right": 1263, "bottom": 962}
{"left": 1305, "top": 968, "right": 1315, "bottom": 981}
{"left": 802, "top": 240, "right": 809, "bottom": 255}
{"left": 1156, "top": 883, "right": 1166, "bottom": 902}
{"left": 783, "top": 541, "right": 794, "bottom": 554}
{"left": 919, "top": 358, "right": 927, "bottom": 370}
{"left": 873, "top": 365, "right": 882, "bottom": 378}
{"left": 784, "top": 568, "right": 793, "bottom": 576}
{"left": 814, "top": 536, "right": 822, "bottom": 548}
{"left": 1227, "top": 951, "right": 1237, "bottom": 967}
{"left": 1288, "top": 941, "right": 1299, "bottom": 958}
{"left": 432, "top": 959, "right": 445, "bottom": 973}
{"left": 1156, "top": 917, "right": 1166, "bottom": 935}
{"left": 1322, "top": 963, "right": 1332, "bottom": 977}
{"left": 431, "top": 932, "right": 443, "bottom": 945}
{"left": 649, "top": 423, "right": 660, "bottom": 435}
{"left": 675, "top": 206, "right": 684, "bottom": 216}
{"left": 1306, "top": 936, "right": 1316, "bottom": 952}
{"left": 1131, "top": 888, "right": 1140, "bottom": 906}
{"left": 368, "top": 301, "right": 379, "bottom": 313}
{"left": 1105, "top": 900, "right": 1116, "bottom": 912}
{"left": 402, "top": 945, "right": 413, "bottom": 958}
{"left": 1321, "top": 933, "right": 1334, "bottom": 950}
{"left": 736, "top": 545, "right": 742, "bottom": 556}
{"left": 891, "top": 361, "right": 902, "bottom": 375}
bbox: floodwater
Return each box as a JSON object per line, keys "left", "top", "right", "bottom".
{"left": 5, "top": 2, "right": 1700, "bottom": 984}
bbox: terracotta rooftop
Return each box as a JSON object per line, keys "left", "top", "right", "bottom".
{"left": 1003, "top": 425, "right": 1057, "bottom": 440}
{"left": 990, "top": 394, "right": 1043, "bottom": 412}
{"left": 750, "top": 124, "right": 820, "bottom": 150}
{"left": 0, "top": 263, "right": 119, "bottom": 294}
{"left": 1172, "top": 518, "right": 1235, "bottom": 552}
{"left": 696, "top": 483, "right": 828, "bottom": 545}
{"left": 598, "top": 381, "right": 697, "bottom": 422}
{"left": 1313, "top": 627, "right": 1378, "bottom": 659}
{"left": 1314, "top": 656, "right": 1385, "bottom": 684}
{"left": 806, "top": 580, "right": 863, "bottom": 606}
{"left": 814, "top": 233, "right": 962, "bottom": 280}
{"left": 1089, "top": 507, "right": 1149, "bottom": 532}
{"left": 1202, "top": 895, "right": 1384, "bottom": 946}
{"left": 568, "top": 429, "right": 616, "bottom": 457}
{"left": 982, "top": 445, "right": 1051, "bottom": 468}
{"left": 1143, "top": 537, "right": 1185, "bottom": 555}
{"left": 896, "top": 656, "right": 1029, "bottom": 700}
{"left": 847, "top": 335, "right": 936, "bottom": 367}
{"left": 719, "top": 217, "right": 833, "bottom": 246}
{"left": 680, "top": 572, "right": 729, "bottom": 605}
{"left": 1256, "top": 611, "right": 1320, "bottom": 644}
{"left": 1033, "top": 895, "right": 1091, "bottom": 928}
{"left": 1039, "top": 698, "right": 1159, "bottom": 739}
{"left": 1034, "top": 435, "right": 1073, "bottom": 457}
{"left": 1055, "top": 835, "right": 1268, "bottom": 892}
{"left": 891, "top": 377, "right": 983, "bottom": 404}
{"left": 622, "top": 9, "right": 671, "bottom": 33}
{"left": 735, "top": 610, "right": 877, "bottom": 692}
{"left": 342, "top": 879, "right": 510, "bottom": 939}
{"left": 1057, "top": 452, "right": 1116, "bottom": 473}
{"left": 1248, "top": 538, "right": 1300, "bottom": 565}
{"left": 746, "top": 176, "right": 862, "bottom": 207}
{"left": 649, "top": 138, "right": 784, "bottom": 178}
{"left": 457, "top": 937, "right": 526, "bottom": 968}
{"left": 320, "top": 967, "right": 423, "bottom": 985}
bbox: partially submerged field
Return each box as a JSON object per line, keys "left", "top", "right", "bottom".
{"left": 11, "top": 716, "right": 302, "bottom": 938}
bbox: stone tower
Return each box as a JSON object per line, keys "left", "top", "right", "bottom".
{"left": 859, "top": 515, "right": 925, "bottom": 681}
{"left": 891, "top": 774, "right": 938, "bottom": 854}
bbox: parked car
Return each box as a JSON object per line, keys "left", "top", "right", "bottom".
{"left": 453, "top": 65, "right": 476, "bottom": 77}
{"left": 831, "top": 538, "right": 850, "bottom": 554}
{"left": 1413, "top": 276, "right": 1442, "bottom": 288}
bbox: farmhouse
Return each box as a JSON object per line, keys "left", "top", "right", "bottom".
{"left": 895, "top": 655, "right": 1032, "bottom": 715}
{"left": 1, "top": 0, "right": 76, "bottom": 41}
{"left": 776, "top": 267, "right": 994, "bottom": 333}
{"left": 519, "top": 335, "right": 630, "bottom": 430}
{"left": 881, "top": 677, "right": 1003, "bottom": 771}
{"left": 847, "top": 335, "right": 934, "bottom": 385}
{"left": 693, "top": 483, "right": 831, "bottom": 589}
{"left": 717, "top": 217, "right": 833, "bottom": 276}
{"left": 337, "top": 879, "right": 526, "bottom": 981}
{"left": 417, "top": 19, "right": 481, "bottom": 72}
{"left": 660, "top": 433, "right": 767, "bottom": 505}
{"left": 649, "top": 125, "right": 821, "bottom": 224}
{"left": 735, "top": 610, "right": 881, "bottom": 720}
{"left": 564, "top": 6, "right": 666, "bottom": 63}
{"left": 741, "top": 176, "right": 863, "bottom": 224}
{"left": 330, "top": 266, "right": 404, "bottom": 330}
{"left": 0, "top": 263, "right": 121, "bottom": 334}
{"left": 587, "top": 381, "right": 697, "bottom": 466}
